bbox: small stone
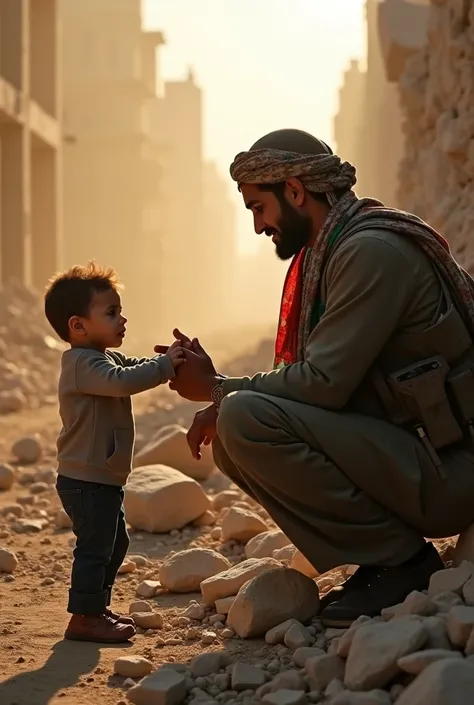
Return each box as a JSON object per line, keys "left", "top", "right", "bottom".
{"left": 330, "top": 691, "right": 392, "bottom": 704}
{"left": 56, "top": 509, "right": 72, "bottom": 529}
{"left": 114, "top": 656, "right": 153, "bottom": 678}
{"left": 423, "top": 616, "right": 452, "bottom": 650}
{"left": 397, "top": 649, "right": 463, "bottom": 675}
{"left": 12, "top": 519, "right": 44, "bottom": 533}
{"left": 193, "top": 510, "right": 216, "bottom": 527}
{"left": 212, "top": 489, "right": 241, "bottom": 511}
{"left": 11, "top": 435, "right": 42, "bottom": 464}
{"left": 136, "top": 580, "right": 161, "bottom": 598}
{"left": 336, "top": 616, "right": 373, "bottom": 658}
{"left": 292, "top": 647, "right": 325, "bottom": 668}
{"left": 432, "top": 591, "right": 465, "bottom": 613}
{"left": 29, "top": 481, "right": 48, "bottom": 495}
{"left": 118, "top": 561, "right": 137, "bottom": 574}
{"left": 190, "top": 652, "right": 228, "bottom": 677}
{"left": 446, "top": 605, "right": 474, "bottom": 647}
{"left": 284, "top": 623, "right": 312, "bottom": 650}
{"left": 428, "top": 562, "right": 474, "bottom": 598}
{"left": 260, "top": 670, "right": 306, "bottom": 695}
{"left": 266, "top": 619, "right": 301, "bottom": 645}
{"left": 41, "top": 577, "right": 55, "bottom": 586}
{"left": 215, "top": 596, "right": 236, "bottom": 614}
{"left": 395, "top": 658, "right": 474, "bottom": 705}
{"left": 262, "top": 691, "right": 307, "bottom": 705}
{"left": 273, "top": 545, "right": 297, "bottom": 563}
{"left": 201, "top": 631, "right": 217, "bottom": 644}
{"left": 200, "top": 557, "right": 281, "bottom": 605}
{"left": 245, "top": 530, "right": 290, "bottom": 559}
{"left": 221, "top": 628, "right": 235, "bottom": 639}
{"left": 290, "top": 551, "right": 318, "bottom": 578}
{"left": 231, "top": 662, "right": 266, "bottom": 691}
{"left": 0, "top": 463, "right": 14, "bottom": 490}
{"left": 305, "top": 654, "right": 345, "bottom": 692}
{"left": 129, "top": 600, "right": 153, "bottom": 614}
{"left": 128, "top": 555, "right": 149, "bottom": 567}
{"left": 130, "top": 612, "right": 163, "bottom": 630}
{"left": 221, "top": 506, "right": 268, "bottom": 542}
{"left": 126, "top": 667, "right": 187, "bottom": 705}
{"left": 159, "top": 548, "right": 231, "bottom": 593}
{"left": 381, "top": 591, "right": 436, "bottom": 620}
{"left": 344, "top": 618, "right": 427, "bottom": 691}
{"left": 0, "top": 547, "right": 18, "bottom": 573}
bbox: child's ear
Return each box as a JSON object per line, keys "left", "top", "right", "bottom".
{"left": 69, "top": 315, "right": 86, "bottom": 336}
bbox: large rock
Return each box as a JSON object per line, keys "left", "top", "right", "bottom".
{"left": 245, "top": 530, "right": 291, "bottom": 559}
{"left": 159, "top": 548, "right": 231, "bottom": 593}
{"left": 133, "top": 425, "right": 214, "bottom": 481}
{"left": 221, "top": 506, "right": 268, "bottom": 542}
{"left": 124, "top": 465, "right": 211, "bottom": 533}
{"left": 344, "top": 617, "right": 427, "bottom": 691}
{"left": 227, "top": 567, "right": 319, "bottom": 638}
{"left": 396, "top": 658, "right": 474, "bottom": 705}
{"left": 200, "top": 557, "right": 281, "bottom": 605}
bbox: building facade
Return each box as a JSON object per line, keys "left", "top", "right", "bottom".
{"left": 60, "top": 0, "right": 165, "bottom": 339}
{"left": 0, "top": 0, "right": 61, "bottom": 291}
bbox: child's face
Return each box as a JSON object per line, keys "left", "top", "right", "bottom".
{"left": 70, "top": 288, "right": 127, "bottom": 351}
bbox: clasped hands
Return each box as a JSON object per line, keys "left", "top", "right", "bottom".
{"left": 154, "top": 328, "right": 221, "bottom": 460}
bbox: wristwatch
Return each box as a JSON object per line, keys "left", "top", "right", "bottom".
{"left": 211, "top": 379, "right": 225, "bottom": 409}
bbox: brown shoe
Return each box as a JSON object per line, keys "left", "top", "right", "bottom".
{"left": 105, "top": 608, "right": 136, "bottom": 626}
{"left": 64, "top": 613, "right": 136, "bottom": 643}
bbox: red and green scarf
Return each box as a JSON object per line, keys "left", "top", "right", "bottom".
{"left": 274, "top": 192, "right": 474, "bottom": 369}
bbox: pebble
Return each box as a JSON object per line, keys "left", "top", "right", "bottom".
{"left": 0, "top": 547, "right": 18, "bottom": 573}
{"left": 136, "top": 579, "right": 161, "bottom": 598}
{"left": 231, "top": 662, "right": 266, "bottom": 691}
{"left": 0, "top": 463, "right": 15, "bottom": 490}
{"left": 114, "top": 656, "right": 153, "bottom": 678}
{"left": 130, "top": 611, "right": 163, "bottom": 630}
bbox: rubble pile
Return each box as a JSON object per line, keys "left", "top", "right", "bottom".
{"left": 395, "top": 0, "right": 474, "bottom": 270}
{"left": 2, "top": 421, "right": 474, "bottom": 703}
{"left": 0, "top": 281, "right": 65, "bottom": 414}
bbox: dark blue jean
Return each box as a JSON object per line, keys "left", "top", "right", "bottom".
{"left": 56, "top": 475, "right": 129, "bottom": 615}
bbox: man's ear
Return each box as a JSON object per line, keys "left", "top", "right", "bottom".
{"left": 68, "top": 315, "right": 86, "bottom": 336}
{"left": 285, "top": 177, "right": 305, "bottom": 207}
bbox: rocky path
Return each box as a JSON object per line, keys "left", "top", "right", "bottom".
{"left": 2, "top": 397, "right": 474, "bottom": 705}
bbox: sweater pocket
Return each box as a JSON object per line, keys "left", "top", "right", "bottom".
{"left": 106, "top": 429, "right": 134, "bottom": 474}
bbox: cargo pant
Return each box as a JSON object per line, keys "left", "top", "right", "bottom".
{"left": 212, "top": 390, "right": 474, "bottom": 573}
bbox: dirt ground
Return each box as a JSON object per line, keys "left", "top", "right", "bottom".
{"left": 0, "top": 391, "right": 276, "bottom": 705}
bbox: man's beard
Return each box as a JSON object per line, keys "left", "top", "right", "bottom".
{"left": 266, "top": 198, "right": 313, "bottom": 261}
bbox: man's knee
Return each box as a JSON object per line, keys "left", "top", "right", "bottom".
{"left": 217, "top": 390, "right": 266, "bottom": 445}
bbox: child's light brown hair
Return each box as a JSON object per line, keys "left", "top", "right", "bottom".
{"left": 44, "top": 261, "right": 121, "bottom": 342}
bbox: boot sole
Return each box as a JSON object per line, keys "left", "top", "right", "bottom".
{"left": 64, "top": 631, "right": 135, "bottom": 643}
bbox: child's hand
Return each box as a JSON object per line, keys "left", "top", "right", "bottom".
{"left": 165, "top": 339, "right": 186, "bottom": 370}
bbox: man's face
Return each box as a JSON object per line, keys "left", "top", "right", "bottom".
{"left": 240, "top": 183, "right": 312, "bottom": 260}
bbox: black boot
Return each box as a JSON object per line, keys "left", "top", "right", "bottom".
{"left": 320, "top": 542, "right": 444, "bottom": 628}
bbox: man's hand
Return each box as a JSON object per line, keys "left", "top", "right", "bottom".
{"left": 154, "top": 328, "right": 194, "bottom": 355}
{"left": 154, "top": 329, "right": 222, "bottom": 402}
{"left": 187, "top": 404, "right": 219, "bottom": 460}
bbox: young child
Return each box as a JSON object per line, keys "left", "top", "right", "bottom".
{"left": 44, "top": 262, "right": 184, "bottom": 643}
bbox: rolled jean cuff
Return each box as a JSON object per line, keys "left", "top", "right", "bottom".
{"left": 67, "top": 588, "right": 108, "bottom": 615}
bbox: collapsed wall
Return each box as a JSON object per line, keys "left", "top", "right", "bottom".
{"left": 379, "top": 0, "right": 474, "bottom": 268}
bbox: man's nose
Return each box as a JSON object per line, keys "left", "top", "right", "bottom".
{"left": 121, "top": 315, "right": 127, "bottom": 324}
{"left": 254, "top": 216, "right": 266, "bottom": 235}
